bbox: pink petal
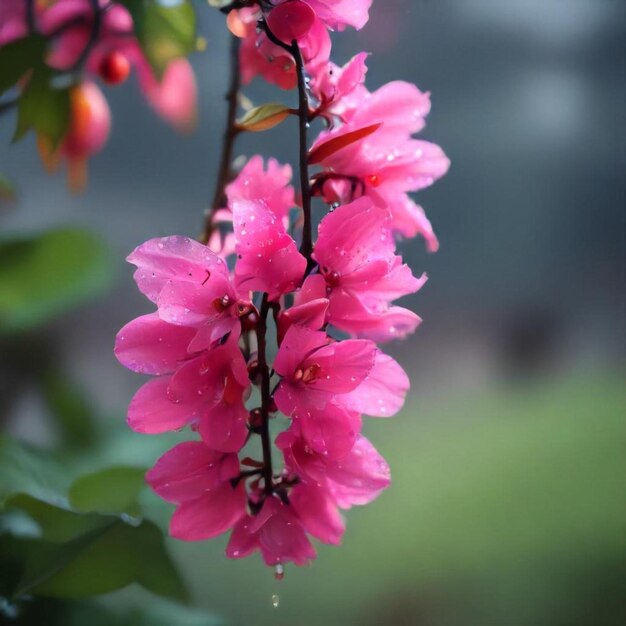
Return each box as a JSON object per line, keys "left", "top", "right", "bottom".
{"left": 351, "top": 81, "right": 431, "bottom": 135}
{"left": 289, "top": 482, "right": 345, "bottom": 545}
{"left": 295, "top": 405, "right": 362, "bottom": 458}
{"left": 294, "top": 273, "right": 327, "bottom": 306}
{"left": 257, "top": 499, "right": 317, "bottom": 566}
{"left": 127, "top": 376, "right": 198, "bottom": 434}
{"left": 226, "top": 156, "right": 294, "bottom": 223}
{"left": 114, "top": 313, "right": 195, "bottom": 375}
{"left": 267, "top": 0, "right": 316, "bottom": 43}
{"left": 314, "top": 197, "right": 392, "bottom": 276}
{"left": 127, "top": 236, "right": 228, "bottom": 303}
{"left": 305, "top": 338, "right": 376, "bottom": 393}
{"left": 232, "top": 199, "right": 307, "bottom": 300}
{"left": 138, "top": 57, "right": 198, "bottom": 133}
{"left": 198, "top": 401, "right": 249, "bottom": 453}
{"left": 146, "top": 441, "right": 238, "bottom": 503}
{"left": 277, "top": 298, "right": 329, "bottom": 343}
{"left": 170, "top": 482, "right": 246, "bottom": 541}
{"left": 342, "top": 350, "right": 409, "bottom": 417}
{"left": 305, "top": 0, "right": 372, "bottom": 30}
{"left": 156, "top": 274, "right": 234, "bottom": 327}
{"left": 273, "top": 325, "right": 330, "bottom": 378}
{"left": 226, "top": 516, "right": 261, "bottom": 560}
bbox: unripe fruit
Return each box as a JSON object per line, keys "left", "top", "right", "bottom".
{"left": 99, "top": 51, "right": 131, "bottom": 85}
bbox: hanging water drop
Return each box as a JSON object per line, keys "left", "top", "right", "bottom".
{"left": 274, "top": 563, "right": 285, "bottom": 581}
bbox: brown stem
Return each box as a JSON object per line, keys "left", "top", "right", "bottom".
{"left": 292, "top": 40, "right": 313, "bottom": 267}
{"left": 201, "top": 33, "right": 241, "bottom": 244}
{"left": 257, "top": 22, "right": 314, "bottom": 267}
{"left": 70, "top": 0, "right": 102, "bottom": 73}
{"left": 26, "top": 0, "right": 36, "bottom": 33}
{"left": 256, "top": 293, "right": 274, "bottom": 493}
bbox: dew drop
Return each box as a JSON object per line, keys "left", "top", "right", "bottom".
{"left": 272, "top": 594, "right": 280, "bottom": 608}
{"left": 274, "top": 563, "right": 285, "bottom": 581}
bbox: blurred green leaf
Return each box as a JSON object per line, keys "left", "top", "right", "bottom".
{"left": 69, "top": 467, "right": 147, "bottom": 516}
{"left": 0, "top": 36, "right": 46, "bottom": 96}
{"left": 0, "top": 437, "right": 186, "bottom": 604}
{"left": 0, "top": 228, "right": 112, "bottom": 332}
{"left": 0, "top": 437, "right": 69, "bottom": 505}
{"left": 12, "top": 65, "right": 70, "bottom": 147}
{"left": 5, "top": 494, "right": 104, "bottom": 542}
{"left": 123, "top": 0, "right": 196, "bottom": 78}
{"left": 4, "top": 494, "right": 187, "bottom": 602}
{"left": 236, "top": 103, "right": 292, "bottom": 132}
{"left": 19, "top": 519, "right": 187, "bottom": 601}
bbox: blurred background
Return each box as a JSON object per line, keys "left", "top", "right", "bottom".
{"left": 1, "top": 0, "right": 624, "bottom": 625}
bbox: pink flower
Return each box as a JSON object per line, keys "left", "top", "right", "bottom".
{"left": 232, "top": 198, "right": 306, "bottom": 301}
{"left": 133, "top": 54, "right": 197, "bottom": 133}
{"left": 309, "top": 51, "right": 368, "bottom": 121}
{"left": 277, "top": 297, "right": 329, "bottom": 343}
{"left": 298, "top": 197, "right": 427, "bottom": 341}
{"left": 226, "top": 485, "right": 344, "bottom": 565}
{"left": 272, "top": 0, "right": 372, "bottom": 32}
{"left": 278, "top": 432, "right": 390, "bottom": 508}
{"left": 37, "top": 81, "right": 111, "bottom": 192}
{"left": 226, "top": 156, "right": 295, "bottom": 224}
{"left": 311, "top": 81, "right": 450, "bottom": 247}
{"left": 272, "top": 324, "right": 407, "bottom": 455}
{"left": 274, "top": 325, "right": 376, "bottom": 412}
{"left": 0, "top": 0, "right": 27, "bottom": 45}
{"left": 123, "top": 333, "right": 250, "bottom": 452}
{"left": 236, "top": 6, "right": 331, "bottom": 91}
{"left": 147, "top": 441, "right": 246, "bottom": 541}
{"left": 226, "top": 496, "right": 316, "bottom": 566}
{"left": 126, "top": 236, "right": 250, "bottom": 351}
{"left": 41, "top": 0, "right": 197, "bottom": 131}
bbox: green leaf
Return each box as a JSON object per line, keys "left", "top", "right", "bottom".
{"left": 5, "top": 494, "right": 187, "bottom": 602}
{"left": 69, "top": 467, "right": 147, "bottom": 516}
{"left": 206, "top": 0, "right": 232, "bottom": 8}
{"left": 17, "top": 519, "right": 187, "bottom": 601}
{"left": 236, "top": 103, "right": 292, "bottom": 132}
{"left": 0, "top": 36, "right": 46, "bottom": 96}
{"left": 0, "top": 437, "right": 69, "bottom": 505}
{"left": 5, "top": 494, "right": 105, "bottom": 542}
{"left": 124, "top": 0, "right": 196, "bottom": 78}
{"left": 12, "top": 65, "right": 70, "bottom": 147}
{"left": 0, "top": 228, "right": 112, "bottom": 332}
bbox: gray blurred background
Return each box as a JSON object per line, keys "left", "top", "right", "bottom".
{"left": 1, "top": 1, "right": 624, "bottom": 625}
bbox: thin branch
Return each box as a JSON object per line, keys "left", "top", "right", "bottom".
{"left": 26, "top": 0, "right": 36, "bottom": 33}
{"left": 256, "top": 293, "right": 275, "bottom": 494}
{"left": 201, "top": 33, "right": 241, "bottom": 244}
{"left": 291, "top": 40, "right": 313, "bottom": 266}
{"left": 69, "top": 0, "right": 102, "bottom": 73}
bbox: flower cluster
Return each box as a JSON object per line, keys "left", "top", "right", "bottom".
{"left": 115, "top": 0, "right": 448, "bottom": 572}
{"left": 1, "top": 0, "right": 197, "bottom": 190}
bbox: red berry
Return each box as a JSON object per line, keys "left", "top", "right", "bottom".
{"left": 99, "top": 51, "right": 131, "bottom": 86}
